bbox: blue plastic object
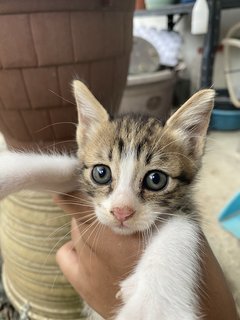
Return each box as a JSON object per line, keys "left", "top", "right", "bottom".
{"left": 180, "top": 0, "right": 195, "bottom": 3}
{"left": 218, "top": 192, "right": 240, "bottom": 238}
{"left": 210, "top": 108, "right": 240, "bottom": 130}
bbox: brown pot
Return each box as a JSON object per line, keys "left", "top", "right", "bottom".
{"left": 135, "top": 0, "right": 146, "bottom": 10}
{"left": 0, "top": 0, "right": 135, "bottom": 152}
{"left": 1, "top": 191, "right": 83, "bottom": 319}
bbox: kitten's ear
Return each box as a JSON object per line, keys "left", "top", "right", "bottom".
{"left": 166, "top": 89, "right": 215, "bottom": 158}
{"left": 72, "top": 80, "right": 109, "bottom": 142}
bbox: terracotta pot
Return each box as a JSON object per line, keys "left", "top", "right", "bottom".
{"left": 0, "top": 0, "right": 135, "bottom": 152}
{"left": 0, "top": 1, "right": 135, "bottom": 318}
{"left": 1, "top": 191, "right": 83, "bottom": 319}
{"left": 135, "top": 0, "right": 145, "bottom": 10}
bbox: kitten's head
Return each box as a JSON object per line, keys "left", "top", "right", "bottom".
{"left": 73, "top": 80, "right": 215, "bottom": 235}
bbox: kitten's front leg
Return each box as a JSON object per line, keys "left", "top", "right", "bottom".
{"left": 0, "top": 151, "right": 80, "bottom": 199}
{"left": 115, "top": 216, "right": 202, "bottom": 320}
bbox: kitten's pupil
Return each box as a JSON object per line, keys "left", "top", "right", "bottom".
{"left": 151, "top": 173, "right": 160, "bottom": 184}
{"left": 143, "top": 171, "right": 168, "bottom": 191}
{"left": 92, "top": 165, "right": 111, "bottom": 184}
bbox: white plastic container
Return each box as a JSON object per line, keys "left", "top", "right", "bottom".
{"left": 119, "top": 69, "right": 176, "bottom": 121}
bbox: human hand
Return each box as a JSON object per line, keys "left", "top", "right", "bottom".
{"left": 54, "top": 192, "right": 144, "bottom": 319}
{"left": 55, "top": 193, "right": 238, "bottom": 320}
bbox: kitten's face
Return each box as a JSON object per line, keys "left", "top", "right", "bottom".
{"left": 73, "top": 81, "right": 214, "bottom": 235}
{"left": 78, "top": 115, "right": 196, "bottom": 235}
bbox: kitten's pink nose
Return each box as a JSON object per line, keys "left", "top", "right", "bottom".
{"left": 111, "top": 206, "right": 135, "bottom": 222}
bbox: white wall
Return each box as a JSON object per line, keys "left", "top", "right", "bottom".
{"left": 134, "top": 8, "right": 240, "bottom": 92}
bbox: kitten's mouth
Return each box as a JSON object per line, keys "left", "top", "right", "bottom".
{"left": 113, "top": 221, "right": 129, "bottom": 230}
{"left": 120, "top": 221, "right": 129, "bottom": 228}
{"left": 111, "top": 222, "right": 133, "bottom": 235}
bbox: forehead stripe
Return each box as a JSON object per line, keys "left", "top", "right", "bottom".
{"left": 118, "top": 138, "right": 124, "bottom": 157}
{"left": 136, "top": 142, "right": 143, "bottom": 160}
{"left": 145, "top": 152, "right": 153, "bottom": 165}
{"left": 108, "top": 148, "right": 113, "bottom": 161}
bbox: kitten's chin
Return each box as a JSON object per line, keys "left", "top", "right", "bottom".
{"left": 111, "top": 225, "right": 135, "bottom": 235}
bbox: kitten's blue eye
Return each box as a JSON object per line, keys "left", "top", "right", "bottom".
{"left": 92, "top": 165, "right": 111, "bottom": 184}
{"left": 143, "top": 170, "right": 168, "bottom": 191}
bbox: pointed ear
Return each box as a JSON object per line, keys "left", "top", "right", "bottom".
{"left": 72, "top": 80, "right": 109, "bottom": 144}
{"left": 166, "top": 89, "right": 215, "bottom": 158}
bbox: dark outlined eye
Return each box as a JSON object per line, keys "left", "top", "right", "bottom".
{"left": 92, "top": 165, "right": 112, "bottom": 185}
{"left": 143, "top": 170, "right": 168, "bottom": 191}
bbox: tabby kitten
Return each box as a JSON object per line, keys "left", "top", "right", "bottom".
{"left": 0, "top": 80, "right": 215, "bottom": 319}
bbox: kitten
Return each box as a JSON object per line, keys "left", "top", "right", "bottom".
{"left": 0, "top": 80, "right": 215, "bottom": 319}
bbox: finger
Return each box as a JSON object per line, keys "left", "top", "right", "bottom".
{"left": 56, "top": 241, "right": 83, "bottom": 294}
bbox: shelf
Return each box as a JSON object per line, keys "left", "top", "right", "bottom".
{"left": 221, "top": 0, "right": 240, "bottom": 10}
{"left": 134, "top": 0, "right": 240, "bottom": 89}
{"left": 134, "top": 0, "right": 240, "bottom": 17}
{"left": 134, "top": 3, "right": 194, "bottom": 17}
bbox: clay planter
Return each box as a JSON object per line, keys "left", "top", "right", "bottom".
{"left": 0, "top": 1, "right": 134, "bottom": 319}
{"left": 1, "top": 191, "right": 83, "bottom": 319}
{"left": 0, "top": 0, "right": 135, "bottom": 152}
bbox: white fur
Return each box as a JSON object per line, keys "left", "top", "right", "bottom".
{"left": 0, "top": 151, "right": 79, "bottom": 199}
{"left": 96, "top": 152, "right": 144, "bottom": 235}
{"left": 115, "top": 216, "right": 201, "bottom": 320}
{"left": 116, "top": 151, "right": 136, "bottom": 194}
{"left": 0, "top": 83, "right": 214, "bottom": 320}
{"left": 102, "top": 151, "right": 137, "bottom": 210}
{"left": 0, "top": 151, "right": 202, "bottom": 320}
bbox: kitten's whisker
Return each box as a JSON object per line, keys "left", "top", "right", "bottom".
{"left": 42, "top": 139, "right": 77, "bottom": 150}
{"left": 73, "top": 220, "right": 99, "bottom": 255}
{"left": 145, "top": 229, "right": 149, "bottom": 246}
{"left": 76, "top": 219, "right": 98, "bottom": 242}
{"left": 75, "top": 214, "right": 97, "bottom": 226}
{"left": 152, "top": 211, "right": 182, "bottom": 219}
{"left": 45, "top": 216, "right": 96, "bottom": 268}
{"left": 92, "top": 223, "right": 104, "bottom": 254}
{"left": 136, "top": 231, "right": 144, "bottom": 263}
{"left": 50, "top": 269, "right": 62, "bottom": 291}
{"left": 36, "top": 121, "right": 77, "bottom": 133}
{"left": 146, "top": 226, "right": 152, "bottom": 245}
{"left": 48, "top": 220, "right": 71, "bottom": 239}
{"left": 142, "top": 230, "right": 147, "bottom": 247}
{"left": 57, "top": 220, "right": 98, "bottom": 266}
{"left": 48, "top": 189, "right": 93, "bottom": 204}
{"left": 89, "top": 221, "right": 102, "bottom": 267}
{"left": 56, "top": 198, "right": 93, "bottom": 205}
{"left": 54, "top": 200, "right": 93, "bottom": 208}
{"left": 48, "top": 89, "right": 76, "bottom": 106}
{"left": 84, "top": 220, "right": 100, "bottom": 259}
{"left": 42, "top": 226, "right": 74, "bottom": 270}
{"left": 45, "top": 210, "right": 94, "bottom": 222}
{"left": 48, "top": 213, "right": 96, "bottom": 238}
{"left": 56, "top": 200, "right": 93, "bottom": 207}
